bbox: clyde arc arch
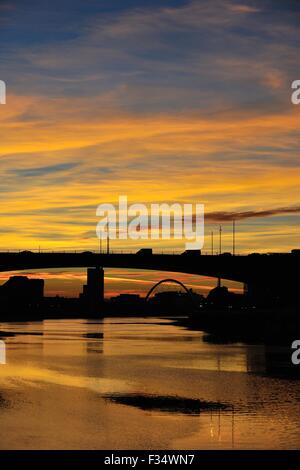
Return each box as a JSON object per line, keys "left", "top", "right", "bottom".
{"left": 145, "top": 278, "right": 193, "bottom": 302}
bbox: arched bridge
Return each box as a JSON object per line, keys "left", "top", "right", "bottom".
{"left": 0, "top": 251, "right": 298, "bottom": 290}
{"left": 145, "top": 278, "right": 193, "bottom": 301}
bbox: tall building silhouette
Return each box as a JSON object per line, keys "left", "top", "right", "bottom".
{"left": 80, "top": 267, "right": 104, "bottom": 314}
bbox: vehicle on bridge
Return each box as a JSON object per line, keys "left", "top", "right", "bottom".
{"left": 136, "top": 248, "right": 153, "bottom": 255}
{"left": 181, "top": 249, "right": 201, "bottom": 256}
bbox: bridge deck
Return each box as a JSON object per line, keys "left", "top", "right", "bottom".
{"left": 0, "top": 251, "right": 297, "bottom": 284}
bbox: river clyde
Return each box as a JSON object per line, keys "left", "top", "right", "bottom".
{"left": 0, "top": 317, "right": 299, "bottom": 449}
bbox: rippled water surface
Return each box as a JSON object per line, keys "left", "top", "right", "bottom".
{"left": 0, "top": 317, "right": 299, "bottom": 449}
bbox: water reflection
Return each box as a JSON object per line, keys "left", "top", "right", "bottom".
{"left": 202, "top": 332, "right": 300, "bottom": 379}
{"left": 0, "top": 317, "right": 299, "bottom": 449}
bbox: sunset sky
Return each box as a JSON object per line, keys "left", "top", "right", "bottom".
{"left": 0, "top": 0, "right": 299, "bottom": 295}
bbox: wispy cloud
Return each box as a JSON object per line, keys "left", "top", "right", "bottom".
{"left": 0, "top": 0, "right": 299, "bottom": 254}
{"left": 206, "top": 206, "right": 300, "bottom": 222}
{"left": 10, "top": 162, "right": 79, "bottom": 177}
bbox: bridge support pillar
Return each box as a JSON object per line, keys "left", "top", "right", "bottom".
{"left": 244, "top": 276, "right": 297, "bottom": 308}
{"left": 244, "top": 280, "right": 277, "bottom": 307}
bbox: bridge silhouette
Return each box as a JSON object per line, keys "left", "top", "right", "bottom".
{"left": 0, "top": 250, "right": 298, "bottom": 304}
{"left": 145, "top": 278, "right": 193, "bottom": 301}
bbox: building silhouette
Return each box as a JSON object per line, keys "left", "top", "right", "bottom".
{"left": 206, "top": 285, "right": 239, "bottom": 308}
{"left": 109, "top": 293, "right": 145, "bottom": 314}
{"left": 148, "top": 290, "right": 202, "bottom": 314}
{"left": 0, "top": 276, "right": 44, "bottom": 318}
{"left": 80, "top": 267, "right": 104, "bottom": 314}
